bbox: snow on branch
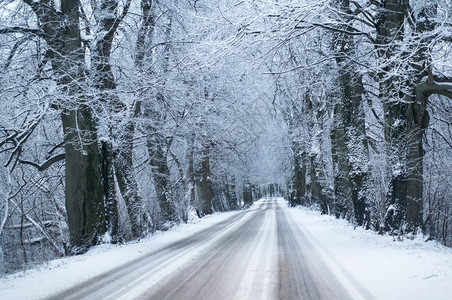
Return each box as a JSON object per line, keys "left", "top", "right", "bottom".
{"left": 19, "top": 154, "right": 65, "bottom": 171}
{"left": 416, "top": 81, "right": 452, "bottom": 99}
{"left": 0, "top": 26, "right": 43, "bottom": 36}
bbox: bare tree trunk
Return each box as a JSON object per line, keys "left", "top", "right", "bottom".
{"left": 243, "top": 179, "right": 253, "bottom": 206}
{"left": 62, "top": 108, "right": 105, "bottom": 251}
{"left": 291, "top": 142, "right": 307, "bottom": 207}
{"left": 305, "top": 95, "right": 330, "bottom": 214}
{"left": 29, "top": 0, "right": 108, "bottom": 251}
{"left": 405, "top": 99, "right": 428, "bottom": 230}
{"left": 187, "top": 135, "right": 197, "bottom": 210}
{"left": 375, "top": 0, "right": 443, "bottom": 232}
{"left": 91, "top": 1, "right": 120, "bottom": 241}
{"left": 91, "top": 0, "right": 149, "bottom": 239}
{"left": 115, "top": 131, "right": 151, "bottom": 237}
{"left": 376, "top": 0, "right": 409, "bottom": 231}
{"left": 135, "top": 0, "right": 178, "bottom": 225}
{"left": 101, "top": 141, "right": 117, "bottom": 240}
{"left": 335, "top": 63, "right": 369, "bottom": 224}
{"left": 196, "top": 144, "right": 213, "bottom": 215}
{"left": 402, "top": 3, "right": 437, "bottom": 232}
{"left": 148, "top": 131, "right": 177, "bottom": 224}
{"left": 330, "top": 105, "right": 352, "bottom": 217}
{"left": 225, "top": 175, "right": 238, "bottom": 209}
{"left": 330, "top": 0, "right": 370, "bottom": 225}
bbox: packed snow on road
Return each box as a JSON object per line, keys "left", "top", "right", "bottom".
{"left": 0, "top": 198, "right": 451, "bottom": 299}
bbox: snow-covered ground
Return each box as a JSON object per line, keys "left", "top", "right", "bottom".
{"left": 1, "top": 198, "right": 451, "bottom": 299}
{"left": 288, "top": 204, "right": 452, "bottom": 300}
{"left": 0, "top": 210, "right": 240, "bottom": 300}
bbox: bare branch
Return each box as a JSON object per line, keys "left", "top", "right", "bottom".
{"left": 416, "top": 81, "right": 452, "bottom": 98}
{"left": 0, "top": 26, "right": 42, "bottom": 36}
{"left": 19, "top": 153, "right": 65, "bottom": 171}
{"left": 108, "top": 0, "right": 133, "bottom": 40}
{"left": 48, "top": 142, "right": 65, "bottom": 156}
{"left": 309, "top": 22, "right": 376, "bottom": 43}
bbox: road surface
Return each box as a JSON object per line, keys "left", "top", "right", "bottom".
{"left": 46, "top": 198, "right": 357, "bottom": 300}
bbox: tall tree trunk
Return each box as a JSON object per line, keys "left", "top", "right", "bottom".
{"left": 91, "top": 0, "right": 149, "bottom": 239}
{"left": 309, "top": 155, "right": 328, "bottom": 214}
{"left": 226, "top": 175, "right": 238, "bottom": 209}
{"left": 148, "top": 131, "right": 177, "bottom": 224}
{"left": 187, "top": 135, "right": 197, "bottom": 210}
{"left": 306, "top": 95, "right": 329, "bottom": 214}
{"left": 135, "top": 0, "right": 177, "bottom": 224}
{"left": 376, "top": 0, "right": 409, "bottom": 231}
{"left": 337, "top": 66, "right": 369, "bottom": 224}
{"left": 402, "top": 2, "right": 437, "bottom": 231}
{"left": 405, "top": 98, "right": 428, "bottom": 230}
{"left": 62, "top": 110, "right": 105, "bottom": 250}
{"left": 196, "top": 144, "right": 213, "bottom": 215}
{"left": 376, "top": 0, "right": 444, "bottom": 232}
{"left": 291, "top": 142, "right": 306, "bottom": 207}
{"left": 330, "top": 0, "right": 370, "bottom": 225}
{"left": 24, "top": 0, "right": 108, "bottom": 251}
{"left": 243, "top": 179, "right": 253, "bottom": 206}
{"left": 330, "top": 106, "right": 352, "bottom": 218}
{"left": 91, "top": 1, "right": 119, "bottom": 240}
{"left": 115, "top": 131, "right": 151, "bottom": 236}
{"left": 101, "top": 140, "right": 117, "bottom": 241}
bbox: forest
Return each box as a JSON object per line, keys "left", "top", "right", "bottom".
{"left": 0, "top": 0, "right": 451, "bottom": 274}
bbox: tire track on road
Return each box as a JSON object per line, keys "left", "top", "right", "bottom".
{"left": 276, "top": 201, "right": 352, "bottom": 300}
{"left": 45, "top": 204, "right": 262, "bottom": 300}
{"left": 143, "top": 201, "right": 273, "bottom": 299}
{"left": 46, "top": 199, "right": 362, "bottom": 300}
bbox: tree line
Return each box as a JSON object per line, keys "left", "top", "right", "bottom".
{"left": 248, "top": 0, "right": 452, "bottom": 240}
{"left": 0, "top": 0, "right": 274, "bottom": 273}
{"left": 0, "top": 0, "right": 451, "bottom": 274}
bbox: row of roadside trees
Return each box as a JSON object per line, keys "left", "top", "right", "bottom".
{"left": 0, "top": 0, "right": 275, "bottom": 273}
{"left": 238, "top": 0, "right": 452, "bottom": 240}
{"left": 0, "top": 0, "right": 451, "bottom": 274}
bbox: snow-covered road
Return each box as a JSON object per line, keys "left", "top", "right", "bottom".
{"left": 2, "top": 197, "right": 452, "bottom": 299}
{"left": 45, "top": 198, "right": 357, "bottom": 299}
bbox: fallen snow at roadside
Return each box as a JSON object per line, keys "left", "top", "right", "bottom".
{"left": 0, "top": 210, "right": 241, "bottom": 300}
{"left": 1, "top": 198, "right": 451, "bottom": 300}
{"left": 286, "top": 201, "right": 452, "bottom": 300}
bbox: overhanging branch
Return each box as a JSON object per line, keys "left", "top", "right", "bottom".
{"left": 0, "top": 26, "right": 43, "bottom": 36}
{"left": 416, "top": 81, "right": 452, "bottom": 99}
{"left": 19, "top": 153, "right": 65, "bottom": 171}
{"left": 309, "top": 22, "right": 375, "bottom": 43}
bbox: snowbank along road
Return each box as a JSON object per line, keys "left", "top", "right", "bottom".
{"left": 46, "top": 198, "right": 366, "bottom": 300}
